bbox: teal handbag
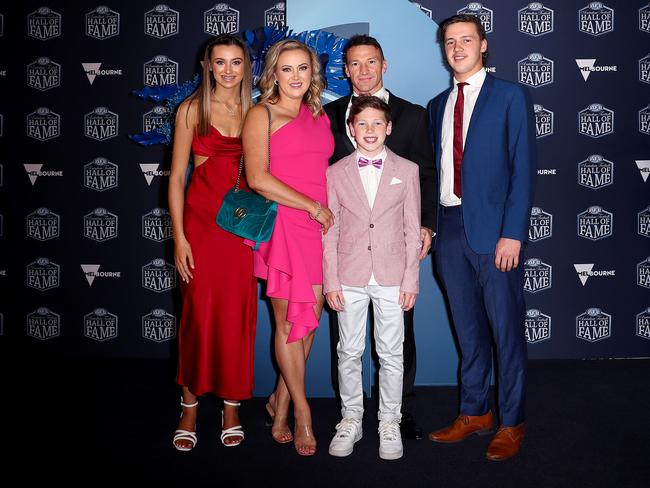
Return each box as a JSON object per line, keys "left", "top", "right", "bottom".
{"left": 216, "top": 105, "right": 276, "bottom": 250}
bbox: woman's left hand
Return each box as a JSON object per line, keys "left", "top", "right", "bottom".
{"left": 316, "top": 206, "right": 334, "bottom": 234}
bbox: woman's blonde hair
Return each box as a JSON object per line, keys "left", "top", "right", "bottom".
{"left": 188, "top": 34, "right": 253, "bottom": 136}
{"left": 259, "top": 39, "right": 324, "bottom": 118}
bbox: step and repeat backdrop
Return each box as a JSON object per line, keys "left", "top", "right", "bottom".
{"left": 1, "top": 0, "right": 648, "bottom": 395}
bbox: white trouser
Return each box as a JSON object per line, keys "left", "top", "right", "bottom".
{"left": 337, "top": 284, "right": 404, "bottom": 422}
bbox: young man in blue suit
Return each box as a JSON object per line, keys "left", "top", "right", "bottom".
{"left": 427, "top": 15, "right": 536, "bottom": 461}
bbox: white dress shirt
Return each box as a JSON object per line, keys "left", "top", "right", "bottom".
{"left": 346, "top": 86, "right": 390, "bottom": 146}
{"left": 357, "top": 148, "right": 386, "bottom": 285}
{"left": 440, "top": 68, "right": 486, "bottom": 207}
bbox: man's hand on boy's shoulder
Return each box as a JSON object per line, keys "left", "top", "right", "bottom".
{"left": 326, "top": 290, "right": 345, "bottom": 312}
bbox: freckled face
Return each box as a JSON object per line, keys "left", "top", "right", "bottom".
{"left": 349, "top": 107, "right": 392, "bottom": 157}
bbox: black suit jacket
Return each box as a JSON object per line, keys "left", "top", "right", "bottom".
{"left": 324, "top": 91, "right": 437, "bottom": 231}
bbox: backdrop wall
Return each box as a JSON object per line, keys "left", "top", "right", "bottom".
{"left": 1, "top": 0, "right": 648, "bottom": 397}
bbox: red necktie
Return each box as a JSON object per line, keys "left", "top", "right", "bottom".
{"left": 453, "top": 82, "right": 468, "bottom": 198}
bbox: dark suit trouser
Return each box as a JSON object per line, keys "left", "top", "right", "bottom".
{"left": 435, "top": 205, "right": 527, "bottom": 426}
{"left": 329, "top": 305, "right": 417, "bottom": 416}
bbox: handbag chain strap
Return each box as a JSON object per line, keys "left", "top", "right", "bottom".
{"left": 234, "top": 104, "right": 272, "bottom": 192}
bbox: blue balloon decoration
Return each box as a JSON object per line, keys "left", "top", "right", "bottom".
{"left": 129, "top": 74, "right": 200, "bottom": 145}
{"left": 129, "top": 27, "right": 349, "bottom": 146}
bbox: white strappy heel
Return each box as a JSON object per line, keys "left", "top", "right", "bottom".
{"left": 221, "top": 400, "right": 244, "bottom": 447}
{"left": 173, "top": 397, "right": 198, "bottom": 451}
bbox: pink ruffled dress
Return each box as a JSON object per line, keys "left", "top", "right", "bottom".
{"left": 247, "top": 104, "right": 333, "bottom": 342}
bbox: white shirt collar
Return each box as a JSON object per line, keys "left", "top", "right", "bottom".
{"left": 453, "top": 68, "right": 486, "bottom": 91}
{"left": 352, "top": 86, "right": 390, "bottom": 103}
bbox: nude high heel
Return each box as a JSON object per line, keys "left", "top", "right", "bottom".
{"left": 264, "top": 398, "right": 275, "bottom": 427}
{"left": 294, "top": 423, "right": 317, "bottom": 456}
{"left": 266, "top": 394, "right": 293, "bottom": 443}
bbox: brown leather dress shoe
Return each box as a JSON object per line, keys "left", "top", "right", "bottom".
{"left": 428, "top": 411, "right": 494, "bottom": 443}
{"left": 486, "top": 423, "right": 525, "bottom": 461}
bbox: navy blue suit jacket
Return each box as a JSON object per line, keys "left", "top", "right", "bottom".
{"left": 427, "top": 74, "right": 537, "bottom": 254}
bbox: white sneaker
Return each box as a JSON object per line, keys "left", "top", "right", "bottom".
{"left": 328, "top": 417, "right": 363, "bottom": 457}
{"left": 378, "top": 420, "right": 403, "bottom": 460}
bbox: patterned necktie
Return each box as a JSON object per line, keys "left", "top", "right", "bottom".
{"left": 453, "top": 82, "right": 468, "bottom": 198}
{"left": 358, "top": 157, "right": 382, "bottom": 169}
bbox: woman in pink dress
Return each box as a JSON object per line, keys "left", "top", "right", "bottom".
{"left": 242, "top": 39, "right": 334, "bottom": 456}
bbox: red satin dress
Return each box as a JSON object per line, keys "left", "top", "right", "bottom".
{"left": 175, "top": 126, "right": 257, "bottom": 399}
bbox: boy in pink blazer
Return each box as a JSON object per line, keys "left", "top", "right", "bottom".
{"left": 323, "top": 96, "right": 422, "bottom": 460}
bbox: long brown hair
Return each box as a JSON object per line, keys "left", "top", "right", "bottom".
{"left": 189, "top": 34, "right": 253, "bottom": 136}
{"left": 259, "top": 39, "right": 324, "bottom": 118}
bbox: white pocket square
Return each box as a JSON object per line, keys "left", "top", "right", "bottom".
{"left": 390, "top": 177, "right": 402, "bottom": 185}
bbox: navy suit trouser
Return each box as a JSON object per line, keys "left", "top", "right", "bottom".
{"left": 436, "top": 205, "right": 527, "bottom": 426}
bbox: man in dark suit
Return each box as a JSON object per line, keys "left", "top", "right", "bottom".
{"left": 324, "top": 34, "right": 437, "bottom": 440}
{"left": 427, "top": 15, "right": 536, "bottom": 460}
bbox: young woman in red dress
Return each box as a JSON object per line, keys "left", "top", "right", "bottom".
{"left": 169, "top": 34, "right": 256, "bottom": 450}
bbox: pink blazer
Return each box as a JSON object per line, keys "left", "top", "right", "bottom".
{"left": 323, "top": 148, "right": 422, "bottom": 294}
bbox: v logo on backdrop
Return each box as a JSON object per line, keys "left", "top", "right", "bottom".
{"left": 575, "top": 59, "right": 596, "bottom": 81}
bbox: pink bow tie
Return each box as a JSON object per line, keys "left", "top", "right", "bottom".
{"left": 358, "top": 157, "right": 382, "bottom": 169}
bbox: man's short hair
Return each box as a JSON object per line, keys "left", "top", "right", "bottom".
{"left": 347, "top": 95, "right": 392, "bottom": 125}
{"left": 344, "top": 34, "right": 385, "bottom": 63}
{"left": 439, "top": 14, "right": 488, "bottom": 63}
